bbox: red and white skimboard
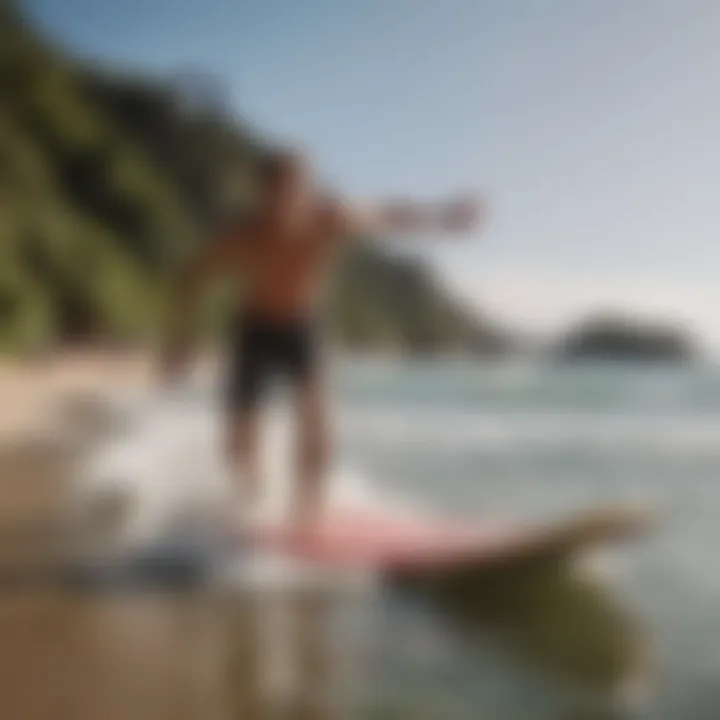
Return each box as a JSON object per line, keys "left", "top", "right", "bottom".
{"left": 242, "top": 505, "right": 651, "bottom": 573}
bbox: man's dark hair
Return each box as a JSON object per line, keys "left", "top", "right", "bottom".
{"left": 258, "top": 148, "right": 302, "bottom": 186}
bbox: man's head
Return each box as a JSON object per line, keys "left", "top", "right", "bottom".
{"left": 258, "top": 146, "right": 313, "bottom": 217}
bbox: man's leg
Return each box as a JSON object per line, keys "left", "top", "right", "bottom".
{"left": 292, "top": 376, "right": 330, "bottom": 528}
{"left": 225, "top": 320, "right": 267, "bottom": 528}
{"left": 225, "top": 408, "right": 262, "bottom": 527}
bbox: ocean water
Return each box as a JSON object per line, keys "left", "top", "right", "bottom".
{"left": 84, "top": 359, "right": 720, "bottom": 719}
{"left": 332, "top": 360, "right": 720, "bottom": 719}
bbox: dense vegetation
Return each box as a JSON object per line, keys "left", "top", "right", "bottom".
{"left": 0, "top": 1, "right": 505, "bottom": 356}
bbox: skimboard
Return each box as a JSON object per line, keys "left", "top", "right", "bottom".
{"left": 243, "top": 504, "right": 651, "bottom": 573}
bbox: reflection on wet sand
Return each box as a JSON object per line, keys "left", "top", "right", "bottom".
{"left": 0, "top": 548, "right": 652, "bottom": 720}
{"left": 226, "top": 588, "right": 335, "bottom": 720}
{"left": 392, "top": 556, "right": 653, "bottom": 718}
{"left": 0, "top": 587, "right": 343, "bottom": 720}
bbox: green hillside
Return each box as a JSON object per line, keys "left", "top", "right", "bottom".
{"left": 0, "top": 1, "right": 506, "bottom": 356}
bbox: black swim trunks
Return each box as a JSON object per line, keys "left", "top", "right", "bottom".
{"left": 226, "top": 312, "right": 319, "bottom": 411}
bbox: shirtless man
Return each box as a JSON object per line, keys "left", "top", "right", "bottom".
{"left": 161, "top": 147, "right": 483, "bottom": 530}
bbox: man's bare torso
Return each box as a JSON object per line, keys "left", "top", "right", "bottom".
{"left": 223, "top": 199, "right": 343, "bottom": 321}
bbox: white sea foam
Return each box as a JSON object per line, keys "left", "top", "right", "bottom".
{"left": 342, "top": 407, "right": 720, "bottom": 457}
{"left": 74, "top": 382, "right": 421, "bottom": 566}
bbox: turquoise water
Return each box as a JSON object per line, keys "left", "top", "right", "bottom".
{"left": 330, "top": 360, "right": 720, "bottom": 719}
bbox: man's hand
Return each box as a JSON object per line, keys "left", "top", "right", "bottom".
{"left": 439, "top": 193, "right": 485, "bottom": 233}
{"left": 343, "top": 191, "right": 487, "bottom": 238}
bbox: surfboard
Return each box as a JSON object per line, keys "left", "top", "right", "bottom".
{"left": 244, "top": 504, "right": 652, "bottom": 572}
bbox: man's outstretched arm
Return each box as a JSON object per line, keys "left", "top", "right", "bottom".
{"left": 336, "top": 193, "right": 485, "bottom": 239}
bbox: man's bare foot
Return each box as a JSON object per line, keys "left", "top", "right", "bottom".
{"left": 288, "top": 505, "right": 321, "bottom": 542}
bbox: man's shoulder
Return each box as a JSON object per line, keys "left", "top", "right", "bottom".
{"left": 315, "top": 195, "right": 350, "bottom": 231}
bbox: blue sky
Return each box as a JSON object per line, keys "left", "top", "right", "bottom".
{"left": 23, "top": 0, "right": 720, "bottom": 346}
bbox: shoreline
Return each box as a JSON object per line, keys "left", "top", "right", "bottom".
{"left": 1, "top": 346, "right": 716, "bottom": 442}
